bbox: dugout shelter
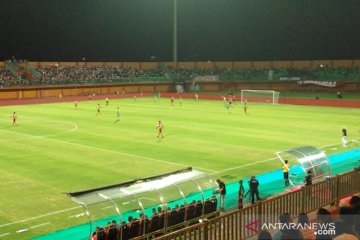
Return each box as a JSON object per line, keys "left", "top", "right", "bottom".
{"left": 275, "top": 146, "right": 332, "bottom": 186}
{"left": 67, "top": 167, "right": 219, "bottom": 238}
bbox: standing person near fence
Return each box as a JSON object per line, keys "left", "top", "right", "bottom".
{"left": 249, "top": 176, "right": 260, "bottom": 204}
{"left": 215, "top": 179, "right": 226, "bottom": 211}
{"left": 342, "top": 127, "right": 348, "bottom": 147}
{"left": 304, "top": 170, "right": 312, "bottom": 186}
{"left": 282, "top": 160, "right": 290, "bottom": 187}
{"left": 238, "top": 180, "right": 245, "bottom": 209}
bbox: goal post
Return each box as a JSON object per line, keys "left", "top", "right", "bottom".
{"left": 240, "top": 90, "right": 280, "bottom": 105}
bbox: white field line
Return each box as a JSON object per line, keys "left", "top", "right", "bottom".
{"left": 320, "top": 137, "right": 360, "bottom": 149}
{"left": 211, "top": 157, "right": 277, "bottom": 175}
{"left": 0, "top": 206, "right": 81, "bottom": 228}
{"left": 0, "top": 121, "right": 78, "bottom": 141}
{"left": 320, "top": 141, "right": 343, "bottom": 149}
{"left": 29, "top": 222, "right": 51, "bottom": 230}
{"left": 0, "top": 127, "right": 216, "bottom": 173}
{"left": 48, "top": 138, "right": 215, "bottom": 173}
{"left": 52, "top": 138, "right": 215, "bottom": 172}
{"left": 68, "top": 213, "right": 86, "bottom": 219}
{"left": 140, "top": 197, "right": 157, "bottom": 202}
{"left": 101, "top": 206, "right": 113, "bottom": 210}
{"left": 0, "top": 233, "right": 10, "bottom": 237}
{"left": 0, "top": 128, "right": 216, "bottom": 228}
{"left": 100, "top": 197, "right": 155, "bottom": 210}
{"left": 1, "top": 139, "right": 358, "bottom": 229}
{"left": 1, "top": 123, "right": 358, "bottom": 229}
{"left": 79, "top": 101, "right": 230, "bottom": 114}
{"left": 213, "top": 137, "right": 360, "bottom": 175}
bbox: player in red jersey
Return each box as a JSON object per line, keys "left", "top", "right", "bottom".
{"left": 12, "top": 112, "right": 17, "bottom": 126}
{"left": 223, "top": 96, "right": 229, "bottom": 110}
{"left": 195, "top": 94, "right": 199, "bottom": 102}
{"left": 157, "top": 120, "right": 164, "bottom": 139}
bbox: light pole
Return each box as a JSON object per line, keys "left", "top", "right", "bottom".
{"left": 173, "top": 0, "right": 178, "bottom": 63}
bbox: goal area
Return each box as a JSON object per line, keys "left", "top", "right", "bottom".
{"left": 240, "top": 90, "right": 280, "bottom": 105}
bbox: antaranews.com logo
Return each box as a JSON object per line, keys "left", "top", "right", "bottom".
{"left": 261, "top": 222, "right": 336, "bottom": 236}
{"left": 244, "top": 218, "right": 336, "bottom": 237}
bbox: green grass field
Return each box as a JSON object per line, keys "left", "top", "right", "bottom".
{"left": 0, "top": 96, "right": 360, "bottom": 239}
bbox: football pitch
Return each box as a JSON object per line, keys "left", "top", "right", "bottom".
{"left": 0, "top": 96, "right": 359, "bottom": 239}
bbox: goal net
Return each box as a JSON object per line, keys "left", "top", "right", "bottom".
{"left": 240, "top": 90, "right": 280, "bottom": 105}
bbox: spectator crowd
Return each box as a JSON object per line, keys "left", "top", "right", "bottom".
{"left": 1, "top": 63, "right": 359, "bottom": 87}
{"left": 258, "top": 195, "right": 360, "bottom": 240}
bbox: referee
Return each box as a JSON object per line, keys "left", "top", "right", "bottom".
{"left": 282, "top": 160, "right": 290, "bottom": 187}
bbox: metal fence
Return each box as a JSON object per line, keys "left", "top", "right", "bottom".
{"left": 155, "top": 168, "right": 360, "bottom": 240}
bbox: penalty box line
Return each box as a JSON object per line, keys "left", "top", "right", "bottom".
{"left": 0, "top": 127, "right": 216, "bottom": 173}
{"left": 46, "top": 138, "right": 216, "bottom": 173}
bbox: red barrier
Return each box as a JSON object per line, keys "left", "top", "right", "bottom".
{"left": 0, "top": 91, "right": 359, "bottom": 108}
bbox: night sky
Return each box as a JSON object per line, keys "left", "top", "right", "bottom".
{"left": 1, "top": 0, "right": 360, "bottom": 62}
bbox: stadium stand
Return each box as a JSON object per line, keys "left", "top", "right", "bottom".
{"left": 37, "top": 66, "right": 165, "bottom": 84}
{"left": 0, "top": 66, "right": 20, "bottom": 85}
{"left": 268, "top": 195, "right": 360, "bottom": 240}
{"left": 1, "top": 61, "right": 359, "bottom": 87}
